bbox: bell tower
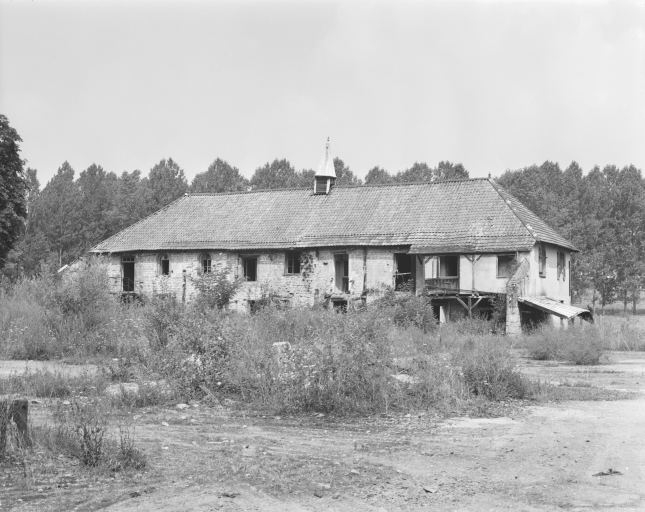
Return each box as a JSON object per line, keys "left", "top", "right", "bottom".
{"left": 313, "top": 137, "right": 336, "bottom": 195}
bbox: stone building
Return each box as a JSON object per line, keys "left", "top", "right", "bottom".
{"left": 91, "top": 143, "right": 589, "bottom": 333}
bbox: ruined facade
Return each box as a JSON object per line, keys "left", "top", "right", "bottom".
{"left": 92, "top": 144, "right": 586, "bottom": 333}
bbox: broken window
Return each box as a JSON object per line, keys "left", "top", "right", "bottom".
{"left": 285, "top": 251, "right": 301, "bottom": 274}
{"left": 201, "top": 253, "right": 212, "bottom": 274}
{"left": 497, "top": 254, "right": 516, "bottom": 278}
{"left": 160, "top": 254, "right": 170, "bottom": 276}
{"left": 334, "top": 253, "right": 349, "bottom": 293}
{"left": 121, "top": 255, "right": 135, "bottom": 292}
{"left": 242, "top": 256, "right": 257, "bottom": 281}
{"left": 439, "top": 255, "right": 459, "bottom": 278}
{"left": 539, "top": 244, "right": 547, "bottom": 277}
{"left": 394, "top": 253, "right": 415, "bottom": 291}
{"left": 557, "top": 251, "right": 565, "bottom": 281}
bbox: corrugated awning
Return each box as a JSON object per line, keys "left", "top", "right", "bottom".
{"left": 519, "top": 296, "right": 591, "bottom": 320}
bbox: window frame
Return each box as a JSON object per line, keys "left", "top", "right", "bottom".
{"left": 557, "top": 251, "right": 566, "bottom": 281}
{"left": 538, "top": 244, "right": 547, "bottom": 278}
{"left": 496, "top": 254, "right": 516, "bottom": 279}
{"left": 242, "top": 256, "right": 258, "bottom": 282}
{"left": 438, "top": 255, "right": 459, "bottom": 279}
{"left": 285, "top": 251, "right": 301, "bottom": 275}
{"left": 201, "top": 253, "right": 212, "bottom": 274}
{"left": 394, "top": 253, "right": 415, "bottom": 292}
{"left": 333, "top": 253, "right": 349, "bottom": 293}
{"left": 159, "top": 254, "right": 170, "bottom": 276}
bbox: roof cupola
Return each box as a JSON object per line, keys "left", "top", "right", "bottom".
{"left": 314, "top": 137, "right": 336, "bottom": 195}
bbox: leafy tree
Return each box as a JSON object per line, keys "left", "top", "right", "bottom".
{"left": 396, "top": 162, "right": 433, "bottom": 183}
{"left": 29, "top": 162, "right": 81, "bottom": 266}
{"left": 0, "top": 115, "right": 28, "bottom": 269}
{"left": 434, "top": 161, "right": 469, "bottom": 181}
{"left": 144, "top": 158, "right": 188, "bottom": 213}
{"left": 250, "top": 159, "right": 301, "bottom": 189}
{"left": 191, "top": 158, "right": 249, "bottom": 193}
{"left": 333, "top": 157, "right": 361, "bottom": 186}
{"left": 296, "top": 168, "right": 316, "bottom": 187}
{"left": 77, "top": 164, "right": 118, "bottom": 249}
{"left": 108, "top": 170, "right": 150, "bottom": 232}
{"left": 364, "top": 166, "right": 394, "bottom": 185}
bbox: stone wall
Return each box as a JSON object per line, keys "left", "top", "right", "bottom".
{"left": 106, "top": 247, "right": 409, "bottom": 311}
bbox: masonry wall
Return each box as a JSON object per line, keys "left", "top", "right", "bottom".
{"left": 106, "top": 247, "right": 408, "bottom": 311}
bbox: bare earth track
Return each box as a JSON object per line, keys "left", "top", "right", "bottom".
{"left": 2, "top": 352, "right": 645, "bottom": 511}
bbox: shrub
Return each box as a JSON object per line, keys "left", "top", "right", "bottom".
{"left": 456, "top": 337, "right": 532, "bottom": 400}
{"left": 373, "top": 289, "right": 436, "bottom": 333}
{"left": 191, "top": 267, "right": 242, "bottom": 310}
{"left": 142, "top": 295, "right": 183, "bottom": 349}
{"left": 42, "top": 398, "right": 147, "bottom": 471}
{"left": 523, "top": 326, "right": 603, "bottom": 365}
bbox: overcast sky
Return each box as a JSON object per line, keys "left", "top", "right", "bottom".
{"left": 1, "top": 0, "right": 644, "bottom": 185}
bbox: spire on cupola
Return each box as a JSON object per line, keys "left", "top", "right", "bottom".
{"left": 314, "top": 137, "right": 336, "bottom": 194}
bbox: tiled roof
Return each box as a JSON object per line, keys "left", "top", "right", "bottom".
{"left": 91, "top": 179, "right": 577, "bottom": 254}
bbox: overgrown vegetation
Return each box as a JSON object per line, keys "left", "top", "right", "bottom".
{"left": 1, "top": 263, "right": 643, "bottom": 418}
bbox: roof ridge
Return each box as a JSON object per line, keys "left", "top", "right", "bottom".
{"left": 487, "top": 179, "right": 540, "bottom": 244}
{"left": 187, "top": 178, "right": 484, "bottom": 197}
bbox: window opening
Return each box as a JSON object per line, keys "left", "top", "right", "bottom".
{"left": 439, "top": 255, "right": 459, "bottom": 278}
{"left": 539, "top": 245, "right": 547, "bottom": 277}
{"left": 557, "top": 251, "right": 565, "bottom": 281}
{"left": 394, "top": 253, "right": 415, "bottom": 291}
{"left": 334, "top": 253, "right": 349, "bottom": 293}
{"left": 497, "top": 254, "right": 516, "bottom": 278}
{"left": 285, "top": 251, "right": 301, "bottom": 274}
{"left": 121, "top": 255, "right": 135, "bottom": 292}
{"left": 160, "top": 254, "right": 170, "bottom": 276}
{"left": 201, "top": 254, "right": 212, "bottom": 274}
{"left": 242, "top": 256, "right": 257, "bottom": 281}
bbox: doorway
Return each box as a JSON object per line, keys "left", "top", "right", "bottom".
{"left": 334, "top": 253, "right": 349, "bottom": 293}
{"left": 122, "top": 255, "right": 135, "bottom": 292}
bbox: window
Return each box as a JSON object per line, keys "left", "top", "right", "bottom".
{"left": 285, "top": 251, "right": 301, "bottom": 274}
{"left": 394, "top": 253, "right": 415, "bottom": 291}
{"left": 439, "top": 255, "right": 459, "bottom": 278}
{"left": 242, "top": 256, "right": 257, "bottom": 281}
{"left": 539, "top": 244, "right": 546, "bottom": 277}
{"left": 334, "top": 253, "right": 349, "bottom": 293}
{"left": 557, "top": 251, "right": 565, "bottom": 281}
{"left": 497, "top": 254, "right": 516, "bottom": 278}
{"left": 160, "top": 254, "right": 170, "bottom": 276}
{"left": 201, "top": 253, "right": 212, "bottom": 274}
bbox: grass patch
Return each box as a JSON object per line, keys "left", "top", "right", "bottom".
{"left": 0, "top": 369, "right": 108, "bottom": 399}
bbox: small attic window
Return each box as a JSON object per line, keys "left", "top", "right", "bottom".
{"left": 314, "top": 177, "right": 329, "bottom": 195}
{"left": 160, "top": 254, "right": 170, "bottom": 276}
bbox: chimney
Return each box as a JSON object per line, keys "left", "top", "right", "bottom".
{"left": 314, "top": 137, "right": 336, "bottom": 194}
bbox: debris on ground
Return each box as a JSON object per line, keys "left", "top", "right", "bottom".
{"left": 592, "top": 468, "right": 623, "bottom": 477}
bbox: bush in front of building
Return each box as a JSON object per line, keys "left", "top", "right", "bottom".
{"left": 190, "top": 267, "right": 242, "bottom": 310}
{"left": 522, "top": 325, "right": 604, "bottom": 365}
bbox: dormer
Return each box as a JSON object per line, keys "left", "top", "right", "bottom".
{"left": 314, "top": 137, "right": 336, "bottom": 195}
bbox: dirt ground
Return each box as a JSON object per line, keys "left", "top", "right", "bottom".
{"left": 2, "top": 352, "right": 645, "bottom": 512}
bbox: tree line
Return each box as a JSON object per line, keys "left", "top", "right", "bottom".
{"left": 1, "top": 115, "right": 643, "bottom": 310}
